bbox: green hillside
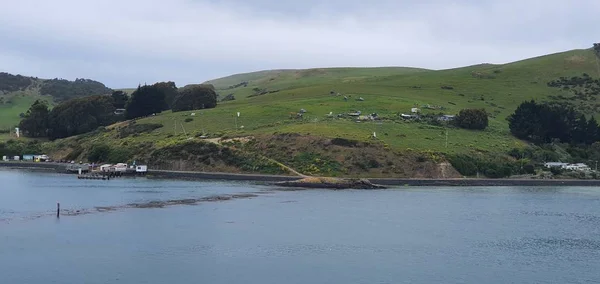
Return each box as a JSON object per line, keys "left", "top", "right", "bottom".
{"left": 206, "top": 67, "right": 430, "bottom": 100}
{"left": 127, "top": 48, "right": 597, "bottom": 153}
{"left": 11, "top": 47, "right": 600, "bottom": 178}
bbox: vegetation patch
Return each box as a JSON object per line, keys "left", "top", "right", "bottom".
{"left": 117, "top": 122, "right": 163, "bottom": 138}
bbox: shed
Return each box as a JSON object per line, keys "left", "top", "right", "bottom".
{"left": 136, "top": 165, "right": 148, "bottom": 173}
{"left": 23, "top": 154, "right": 35, "bottom": 161}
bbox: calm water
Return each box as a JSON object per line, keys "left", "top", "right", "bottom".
{"left": 1, "top": 169, "right": 600, "bottom": 283}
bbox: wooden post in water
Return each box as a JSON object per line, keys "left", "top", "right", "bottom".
{"left": 56, "top": 202, "right": 60, "bottom": 218}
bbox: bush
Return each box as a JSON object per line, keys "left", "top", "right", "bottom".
{"left": 448, "top": 153, "right": 516, "bottom": 178}
{"left": 184, "top": 118, "right": 193, "bottom": 123}
{"left": 107, "top": 147, "right": 132, "bottom": 164}
{"left": 87, "top": 144, "right": 111, "bottom": 163}
{"left": 118, "top": 123, "right": 163, "bottom": 138}
{"left": 331, "top": 138, "right": 359, "bottom": 147}
{"left": 454, "top": 108, "right": 488, "bottom": 130}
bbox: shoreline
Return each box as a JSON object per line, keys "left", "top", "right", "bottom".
{"left": 3, "top": 161, "right": 600, "bottom": 186}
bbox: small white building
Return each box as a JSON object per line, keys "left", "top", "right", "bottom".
{"left": 2, "top": 156, "right": 7, "bottom": 161}
{"left": 565, "top": 163, "right": 591, "bottom": 171}
{"left": 135, "top": 165, "right": 148, "bottom": 173}
{"left": 13, "top": 156, "right": 20, "bottom": 161}
{"left": 411, "top": 108, "right": 420, "bottom": 113}
{"left": 544, "top": 162, "right": 568, "bottom": 169}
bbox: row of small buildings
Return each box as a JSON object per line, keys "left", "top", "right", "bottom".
{"left": 544, "top": 162, "right": 592, "bottom": 172}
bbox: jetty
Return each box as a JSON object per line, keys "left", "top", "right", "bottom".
{"left": 77, "top": 173, "right": 110, "bottom": 180}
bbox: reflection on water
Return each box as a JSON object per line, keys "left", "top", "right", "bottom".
{"left": 1, "top": 169, "right": 600, "bottom": 284}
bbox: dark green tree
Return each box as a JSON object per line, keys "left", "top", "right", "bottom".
{"left": 125, "top": 84, "right": 169, "bottom": 119}
{"left": 171, "top": 84, "right": 218, "bottom": 112}
{"left": 111, "top": 91, "right": 129, "bottom": 109}
{"left": 571, "top": 114, "right": 588, "bottom": 144}
{"left": 153, "top": 82, "right": 178, "bottom": 108}
{"left": 47, "top": 95, "right": 116, "bottom": 139}
{"left": 454, "top": 108, "right": 488, "bottom": 130}
{"left": 18, "top": 100, "right": 49, "bottom": 137}
{"left": 587, "top": 116, "right": 599, "bottom": 144}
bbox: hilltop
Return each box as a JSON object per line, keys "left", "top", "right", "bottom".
{"left": 6, "top": 46, "right": 600, "bottom": 178}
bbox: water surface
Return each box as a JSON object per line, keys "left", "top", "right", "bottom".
{"left": 1, "top": 169, "right": 600, "bottom": 283}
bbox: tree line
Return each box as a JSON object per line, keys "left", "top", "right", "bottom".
{"left": 19, "top": 81, "right": 218, "bottom": 139}
{"left": 40, "top": 78, "right": 113, "bottom": 102}
{"left": 508, "top": 100, "right": 599, "bottom": 145}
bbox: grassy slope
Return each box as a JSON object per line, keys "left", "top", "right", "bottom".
{"left": 0, "top": 87, "right": 51, "bottom": 130}
{"left": 38, "top": 48, "right": 600, "bottom": 176}
{"left": 125, "top": 49, "right": 598, "bottom": 155}
{"left": 206, "top": 67, "right": 430, "bottom": 99}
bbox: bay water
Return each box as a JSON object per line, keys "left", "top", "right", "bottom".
{"left": 1, "top": 169, "right": 600, "bottom": 283}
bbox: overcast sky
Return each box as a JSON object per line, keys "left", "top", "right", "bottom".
{"left": 0, "top": 0, "right": 596, "bottom": 88}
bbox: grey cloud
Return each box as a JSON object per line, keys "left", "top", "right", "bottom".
{"left": 0, "top": 0, "right": 596, "bottom": 87}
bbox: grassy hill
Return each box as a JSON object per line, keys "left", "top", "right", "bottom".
{"left": 206, "top": 67, "right": 430, "bottom": 100}
{"left": 17, "top": 47, "right": 600, "bottom": 177}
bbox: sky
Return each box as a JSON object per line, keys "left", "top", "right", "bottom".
{"left": 0, "top": 0, "right": 597, "bottom": 88}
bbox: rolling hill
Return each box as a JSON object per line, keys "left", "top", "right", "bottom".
{"left": 9, "top": 47, "right": 600, "bottom": 178}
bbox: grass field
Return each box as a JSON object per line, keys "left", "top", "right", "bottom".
{"left": 0, "top": 91, "right": 51, "bottom": 130}
{"left": 113, "top": 48, "right": 596, "bottom": 154}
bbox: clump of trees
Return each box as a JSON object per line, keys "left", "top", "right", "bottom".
{"left": 125, "top": 84, "right": 170, "bottom": 119}
{"left": 47, "top": 96, "right": 117, "bottom": 139}
{"left": 18, "top": 95, "right": 118, "bottom": 140}
{"left": 171, "top": 84, "right": 217, "bottom": 112}
{"left": 153, "top": 82, "right": 178, "bottom": 108}
{"left": 18, "top": 100, "right": 50, "bottom": 138}
{"left": 19, "top": 80, "right": 221, "bottom": 139}
{"left": 508, "top": 100, "right": 599, "bottom": 145}
{"left": 594, "top": 43, "right": 600, "bottom": 56}
{"left": 454, "top": 108, "right": 489, "bottom": 130}
{"left": 40, "top": 78, "right": 112, "bottom": 102}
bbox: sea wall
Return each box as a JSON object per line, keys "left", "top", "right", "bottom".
{"left": 370, "top": 178, "right": 600, "bottom": 187}
{"left": 0, "top": 161, "right": 66, "bottom": 171}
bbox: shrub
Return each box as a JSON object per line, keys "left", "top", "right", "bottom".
{"left": 118, "top": 123, "right": 163, "bottom": 138}
{"left": 331, "top": 138, "right": 359, "bottom": 147}
{"left": 87, "top": 144, "right": 111, "bottom": 162}
{"left": 454, "top": 108, "right": 488, "bottom": 130}
{"left": 184, "top": 118, "right": 193, "bottom": 123}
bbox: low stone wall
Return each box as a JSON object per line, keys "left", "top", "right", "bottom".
{"left": 370, "top": 178, "right": 600, "bottom": 186}
{"left": 0, "top": 161, "right": 66, "bottom": 171}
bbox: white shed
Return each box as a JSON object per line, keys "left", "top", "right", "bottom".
{"left": 136, "top": 165, "right": 148, "bottom": 173}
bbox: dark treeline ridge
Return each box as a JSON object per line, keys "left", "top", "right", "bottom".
{"left": 0, "top": 72, "right": 33, "bottom": 93}
{"left": 40, "top": 78, "right": 113, "bottom": 102}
